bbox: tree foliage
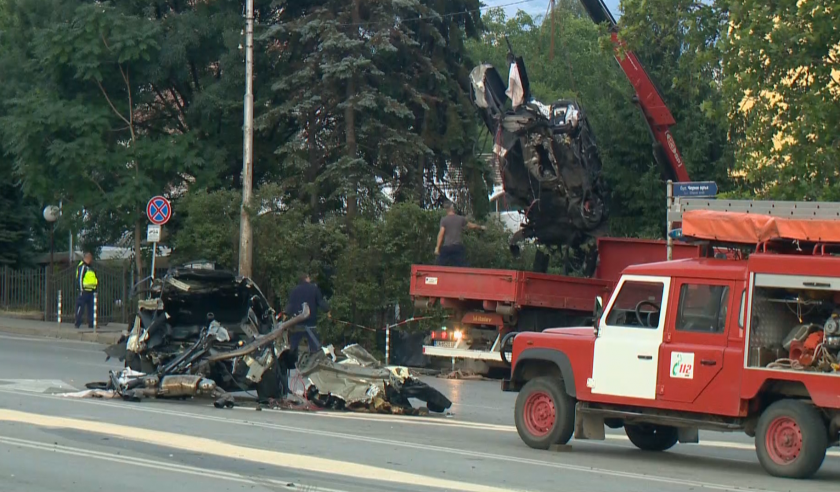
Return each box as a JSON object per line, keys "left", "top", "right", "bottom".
{"left": 722, "top": 0, "right": 840, "bottom": 199}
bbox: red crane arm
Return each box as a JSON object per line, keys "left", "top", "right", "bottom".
{"left": 577, "top": 0, "right": 690, "bottom": 182}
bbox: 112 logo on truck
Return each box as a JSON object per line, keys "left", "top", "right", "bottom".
{"left": 670, "top": 352, "right": 694, "bottom": 379}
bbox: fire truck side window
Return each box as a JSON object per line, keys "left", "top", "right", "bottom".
{"left": 605, "top": 280, "right": 665, "bottom": 328}
{"left": 676, "top": 284, "right": 730, "bottom": 334}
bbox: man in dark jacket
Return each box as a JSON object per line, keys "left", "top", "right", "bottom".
{"left": 285, "top": 272, "right": 330, "bottom": 353}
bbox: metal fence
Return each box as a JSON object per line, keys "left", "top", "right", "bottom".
{"left": 0, "top": 265, "right": 138, "bottom": 325}
{"left": 50, "top": 265, "right": 131, "bottom": 325}
{"left": 0, "top": 266, "right": 47, "bottom": 315}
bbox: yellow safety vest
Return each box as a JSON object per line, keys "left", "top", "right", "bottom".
{"left": 76, "top": 261, "right": 99, "bottom": 292}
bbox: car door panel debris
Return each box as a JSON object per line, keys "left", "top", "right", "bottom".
{"left": 300, "top": 344, "right": 453, "bottom": 415}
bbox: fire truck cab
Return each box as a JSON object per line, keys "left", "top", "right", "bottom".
{"left": 505, "top": 208, "right": 840, "bottom": 479}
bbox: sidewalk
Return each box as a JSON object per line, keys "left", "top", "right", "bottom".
{"left": 0, "top": 316, "right": 126, "bottom": 345}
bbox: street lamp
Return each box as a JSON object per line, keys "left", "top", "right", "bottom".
{"left": 43, "top": 205, "right": 59, "bottom": 322}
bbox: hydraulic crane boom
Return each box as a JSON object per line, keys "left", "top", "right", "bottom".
{"left": 578, "top": 0, "right": 690, "bottom": 182}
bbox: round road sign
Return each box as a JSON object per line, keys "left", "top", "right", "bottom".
{"left": 146, "top": 196, "right": 172, "bottom": 225}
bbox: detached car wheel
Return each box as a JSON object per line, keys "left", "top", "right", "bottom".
{"left": 755, "top": 400, "right": 828, "bottom": 479}
{"left": 514, "top": 377, "right": 575, "bottom": 449}
{"left": 625, "top": 424, "right": 678, "bottom": 452}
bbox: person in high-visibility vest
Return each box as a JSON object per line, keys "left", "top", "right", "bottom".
{"left": 74, "top": 252, "right": 98, "bottom": 329}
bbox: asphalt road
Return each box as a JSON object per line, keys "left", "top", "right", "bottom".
{"left": 0, "top": 333, "right": 839, "bottom": 492}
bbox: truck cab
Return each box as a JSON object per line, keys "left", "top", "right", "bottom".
{"left": 505, "top": 234, "right": 840, "bottom": 479}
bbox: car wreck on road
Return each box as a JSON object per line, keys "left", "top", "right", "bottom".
{"left": 469, "top": 42, "right": 609, "bottom": 262}
{"left": 104, "top": 266, "right": 304, "bottom": 402}
{"left": 98, "top": 265, "right": 452, "bottom": 415}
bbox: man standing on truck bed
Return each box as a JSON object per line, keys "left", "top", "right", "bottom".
{"left": 435, "top": 202, "right": 486, "bottom": 267}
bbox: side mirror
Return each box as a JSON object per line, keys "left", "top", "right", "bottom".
{"left": 593, "top": 296, "right": 604, "bottom": 334}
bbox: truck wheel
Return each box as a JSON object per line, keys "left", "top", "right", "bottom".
{"left": 625, "top": 424, "right": 678, "bottom": 451}
{"left": 515, "top": 377, "right": 575, "bottom": 449}
{"left": 755, "top": 400, "right": 828, "bottom": 479}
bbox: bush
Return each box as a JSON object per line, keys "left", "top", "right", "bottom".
{"left": 172, "top": 191, "right": 537, "bottom": 352}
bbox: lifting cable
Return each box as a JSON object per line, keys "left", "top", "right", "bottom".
{"left": 545, "top": 0, "right": 577, "bottom": 94}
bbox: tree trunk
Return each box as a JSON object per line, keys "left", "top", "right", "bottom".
{"left": 345, "top": 0, "right": 362, "bottom": 223}
{"left": 414, "top": 109, "right": 429, "bottom": 206}
{"left": 134, "top": 219, "right": 144, "bottom": 277}
{"left": 307, "top": 110, "right": 320, "bottom": 222}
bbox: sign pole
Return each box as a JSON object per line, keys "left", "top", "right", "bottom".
{"left": 145, "top": 196, "right": 170, "bottom": 282}
{"left": 666, "top": 180, "right": 674, "bottom": 261}
{"left": 151, "top": 243, "right": 157, "bottom": 280}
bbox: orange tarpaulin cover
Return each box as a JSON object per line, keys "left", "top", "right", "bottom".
{"left": 681, "top": 210, "right": 840, "bottom": 243}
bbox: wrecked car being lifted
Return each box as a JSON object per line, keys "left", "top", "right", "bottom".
{"left": 469, "top": 42, "right": 609, "bottom": 255}
{"left": 105, "top": 267, "right": 305, "bottom": 401}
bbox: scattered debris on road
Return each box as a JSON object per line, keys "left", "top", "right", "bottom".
{"left": 437, "top": 369, "right": 490, "bottom": 381}
{"left": 300, "top": 344, "right": 452, "bottom": 415}
{"left": 86, "top": 264, "right": 454, "bottom": 416}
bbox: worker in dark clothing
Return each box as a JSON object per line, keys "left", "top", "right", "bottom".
{"left": 74, "top": 252, "right": 98, "bottom": 329}
{"left": 435, "top": 202, "right": 486, "bottom": 267}
{"left": 278, "top": 273, "right": 330, "bottom": 399}
{"left": 284, "top": 273, "right": 330, "bottom": 354}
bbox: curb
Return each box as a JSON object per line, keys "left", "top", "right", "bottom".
{"left": 0, "top": 325, "right": 123, "bottom": 345}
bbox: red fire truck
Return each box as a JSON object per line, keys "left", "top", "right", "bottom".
{"left": 505, "top": 208, "right": 840, "bottom": 479}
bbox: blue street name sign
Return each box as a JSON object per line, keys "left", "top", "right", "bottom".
{"left": 673, "top": 181, "right": 717, "bottom": 198}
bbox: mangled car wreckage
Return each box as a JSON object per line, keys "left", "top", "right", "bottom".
{"left": 469, "top": 43, "right": 609, "bottom": 255}
{"left": 99, "top": 266, "right": 452, "bottom": 415}
{"left": 103, "top": 266, "right": 303, "bottom": 403}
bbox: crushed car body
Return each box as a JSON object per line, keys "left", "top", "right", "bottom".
{"left": 97, "top": 265, "right": 453, "bottom": 416}
{"left": 469, "top": 42, "right": 609, "bottom": 255}
{"left": 103, "top": 266, "right": 308, "bottom": 402}
{"left": 300, "top": 344, "right": 453, "bottom": 415}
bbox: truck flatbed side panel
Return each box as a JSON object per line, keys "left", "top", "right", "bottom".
{"left": 517, "top": 273, "right": 612, "bottom": 311}
{"left": 410, "top": 265, "right": 612, "bottom": 311}
{"left": 411, "top": 266, "right": 521, "bottom": 303}
{"left": 595, "top": 237, "right": 702, "bottom": 281}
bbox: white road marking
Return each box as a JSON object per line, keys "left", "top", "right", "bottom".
{"left": 0, "top": 390, "right": 785, "bottom": 492}
{"left": 0, "top": 333, "right": 106, "bottom": 350}
{"left": 0, "top": 379, "right": 78, "bottom": 393}
{"left": 0, "top": 409, "right": 519, "bottom": 492}
{"left": 0, "top": 435, "right": 347, "bottom": 492}
{"left": 2, "top": 384, "right": 838, "bottom": 460}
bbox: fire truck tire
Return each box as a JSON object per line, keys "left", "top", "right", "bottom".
{"left": 515, "top": 376, "right": 575, "bottom": 449}
{"left": 624, "top": 424, "right": 679, "bottom": 452}
{"left": 755, "top": 399, "right": 828, "bottom": 479}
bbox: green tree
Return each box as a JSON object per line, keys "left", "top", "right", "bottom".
{"left": 0, "top": 1, "right": 295, "bottom": 274}
{"left": 618, "top": 0, "right": 733, "bottom": 188}
{"left": 261, "top": 0, "right": 486, "bottom": 222}
{"left": 722, "top": 0, "right": 840, "bottom": 199}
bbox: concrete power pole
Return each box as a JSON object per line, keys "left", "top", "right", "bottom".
{"left": 238, "top": 0, "right": 255, "bottom": 277}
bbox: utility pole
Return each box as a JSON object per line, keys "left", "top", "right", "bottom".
{"left": 238, "top": 0, "right": 255, "bottom": 277}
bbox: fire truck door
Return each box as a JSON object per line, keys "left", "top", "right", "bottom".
{"left": 658, "top": 280, "right": 733, "bottom": 409}
{"left": 591, "top": 276, "right": 671, "bottom": 400}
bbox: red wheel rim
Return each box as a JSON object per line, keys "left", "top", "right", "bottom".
{"left": 765, "top": 416, "right": 803, "bottom": 465}
{"left": 523, "top": 391, "right": 556, "bottom": 437}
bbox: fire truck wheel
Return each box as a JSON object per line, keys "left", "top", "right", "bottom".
{"left": 624, "top": 424, "right": 678, "bottom": 452}
{"left": 515, "top": 377, "right": 575, "bottom": 449}
{"left": 755, "top": 399, "right": 828, "bottom": 479}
